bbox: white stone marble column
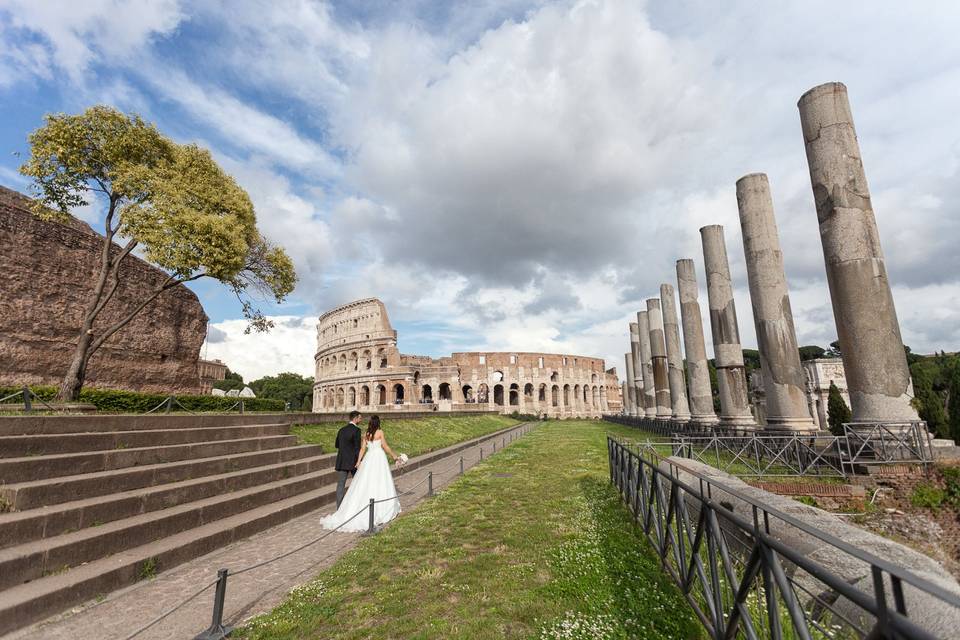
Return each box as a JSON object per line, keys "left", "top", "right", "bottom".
{"left": 676, "top": 259, "right": 718, "bottom": 425}
{"left": 636, "top": 311, "right": 657, "bottom": 417}
{"left": 798, "top": 82, "right": 918, "bottom": 425}
{"left": 700, "top": 225, "right": 756, "bottom": 428}
{"left": 629, "top": 323, "right": 644, "bottom": 415}
{"left": 646, "top": 298, "right": 672, "bottom": 418}
{"left": 624, "top": 353, "right": 637, "bottom": 416}
{"left": 659, "top": 284, "right": 692, "bottom": 422}
{"left": 736, "top": 172, "right": 817, "bottom": 431}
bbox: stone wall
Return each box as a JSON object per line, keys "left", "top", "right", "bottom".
{"left": 0, "top": 186, "right": 207, "bottom": 393}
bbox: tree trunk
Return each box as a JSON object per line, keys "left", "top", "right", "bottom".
{"left": 58, "top": 330, "right": 94, "bottom": 402}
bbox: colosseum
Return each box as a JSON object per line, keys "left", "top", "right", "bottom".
{"left": 313, "top": 298, "right": 622, "bottom": 418}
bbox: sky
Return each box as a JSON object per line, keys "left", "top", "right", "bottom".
{"left": 2, "top": 0, "right": 959, "bottom": 383}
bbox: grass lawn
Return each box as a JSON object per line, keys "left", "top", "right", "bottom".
{"left": 238, "top": 420, "right": 702, "bottom": 640}
{"left": 292, "top": 414, "right": 521, "bottom": 457}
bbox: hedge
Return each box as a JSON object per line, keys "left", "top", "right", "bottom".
{"left": 0, "top": 385, "right": 285, "bottom": 413}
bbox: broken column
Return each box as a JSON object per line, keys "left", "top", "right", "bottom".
{"left": 798, "top": 82, "right": 918, "bottom": 425}
{"left": 636, "top": 311, "right": 656, "bottom": 417}
{"left": 700, "top": 225, "right": 756, "bottom": 428}
{"left": 646, "top": 298, "right": 672, "bottom": 418}
{"left": 621, "top": 381, "right": 628, "bottom": 415}
{"left": 629, "top": 322, "right": 645, "bottom": 415}
{"left": 624, "top": 353, "right": 638, "bottom": 416}
{"left": 659, "top": 283, "right": 692, "bottom": 422}
{"left": 736, "top": 173, "right": 817, "bottom": 432}
{"left": 676, "top": 259, "right": 718, "bottom": 425}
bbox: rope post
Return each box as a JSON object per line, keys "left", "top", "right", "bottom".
{"left": 22, "top": 387, "right": 31, "bottom": 413}
{"left": 164, "top": 396, "right": 173, "bottom": 414}
{"left": 367, "top": 498, "right": 375, "bottom": 534}
{"left": 479, "top": 447, "right": 483, "bottom": 460}
{"left": 428, "top": 471, "right": 434, "bottom": 496}
{"left": 493, "top": 441, "right": 496, "bottom": 453}
{"left": 194, "top": 568, "right": 232, "bottom": 640}
{"left": 459, "top": 456, "right": 464, "bottom": 475}
{"left": 240, "top": 399, "right": 245, "bottom": 415}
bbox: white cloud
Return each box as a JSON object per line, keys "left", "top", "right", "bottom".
{"left": 203, "top": 315, "right": 315, "bottom": 381}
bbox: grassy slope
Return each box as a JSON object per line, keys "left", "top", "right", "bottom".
{"left": 292, "top": 414, "right": 520, "bottom": 457}
{"left": 239, "top": 420, "right": 702, "bottom": 640}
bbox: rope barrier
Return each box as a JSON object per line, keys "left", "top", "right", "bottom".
{"left": 120, "top": 421, "right": 535, "bottom": 639}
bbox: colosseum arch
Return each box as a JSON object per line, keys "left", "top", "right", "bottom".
{"left": 313, "top": 299, "right": 622, "bottom": 418}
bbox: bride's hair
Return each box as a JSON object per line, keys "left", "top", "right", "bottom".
{"left": 366, "top": 415, "right": 381, "bottom": 441}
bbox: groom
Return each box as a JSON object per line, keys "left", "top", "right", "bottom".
{"left": 334, "top": 410, "right": 362, "bottom": 508}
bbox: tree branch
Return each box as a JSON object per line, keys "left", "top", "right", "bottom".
{"left": 90, "top": 238, "right": 139, "bottom": 319}
{"left": 87, "top": 271, "right": 208, "bottom": 356}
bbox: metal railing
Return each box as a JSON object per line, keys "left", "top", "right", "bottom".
{"left": 606, "top": 415, "right": 935, "bottom": 476}
{"left": 608, "top": 436, "right": 960, "bottom": 639}
{"left": 0, "top": 388, "right": 255, "bottom": 415}
{"left": 119, "top": 422, "right": 535, "bottom": 640}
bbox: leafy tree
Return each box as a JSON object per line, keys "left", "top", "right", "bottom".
{"left": 910, "top": 361, "right": 948, "bottom": 436}
{"left": 827, "top": 381, "right": 851, "bottom": 436}
{"left": 798, "top": 345, "right": 826, "bottom": 361}
{"left": 20, "top": 106, "right": 296, "bottom": 401}
{"left": 742, "top": 348, "right": 761, "bottom": 378}
{"left": 707, "top": 359, "right": 720, "bottom": 412}
{"left": 249, "top": 372, "right": 314, "bottom": 410}
{"left": 213, "top": 368, "right": 245, "bottom": 393}
{"left": 948, "top": 366, "right": 960, "bottom": 443}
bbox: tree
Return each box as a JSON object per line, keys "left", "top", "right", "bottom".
{"left": 827, "top": 381, "right": 851, "bottom": 436}
{"left": 249, "top": 372, "right": 314, "bottom": 410}
{"left": 910, "top": 361, "right": 948, "bottom": 436}
{"left": 213, "top": 368, "right": 245, "bottom": 393}
{"left": 824, "top": 340, "right": 842, "bottom": 358}
{"left": 948, "top": 367, "right": 960, "bottom": 443}
{"left": 20, "top": 106, "right": 297, "bottom": 401}
{"left": 798, "top": 345, "right": 826, "bottom": 361}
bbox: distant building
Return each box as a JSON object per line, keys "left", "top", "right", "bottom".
{"left": 803, "top": 358, "right": 850, "bottom": 431}
{"left": 198, "top": 358, "right": 229, "bottom": 394}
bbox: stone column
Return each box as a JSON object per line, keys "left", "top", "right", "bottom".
{"left": 646, "top": 298, "right": 672, "bottom": 418}
{"left": 737, "top": 173, "right": 817, "bottom": 431}
{"left": 629, "top": 323, "right": 644, "bottom": 415}
{"left": 700, "top": 225, "right": 756, "bottom": 427}
{"left": 624, "top": 353, "right": 638, "bottom": 416}
{"left": 798, "top": 82, "right": 918, "bottom": 425}
{"left": 636, "top": 311, "right": 657, "bottom": 417}
{"left": 659, "top": 283, "right": 692, "bottom": 422}
{"left": 620, "top": 382, "right": 628, "bottom": 415}
{"left": 676, "top": 259, "right": 718, "bottom": 425}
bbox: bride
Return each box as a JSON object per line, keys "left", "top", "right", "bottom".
{"left": 320, "top": 415, "right": 402, "bottom": 532}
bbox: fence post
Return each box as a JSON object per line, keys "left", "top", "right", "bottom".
{"left": 240, "top": 399, "right": 245, "bottom": 415}
{"left": 459, "top": 456, "right": 464, "bottom": 475}
{"left": 428, "top": 471, "right": 434, "bottom": 496}
{"left": 164, "top": 396, "right": 173, "bottom": 414}
{"left": 195, "top": 568, "right": 232, "bottom": 640}
{"left": 480, "top": 447, "right": 483, "bottom": 460}
{"left": 492, "top": 441, "right": 496, "bottom": 452}
{"left": 22, "top": 386, "right": 31, "bottom": 413}
{"left": 367, "top": 498, "right": 375, "bottom": 534}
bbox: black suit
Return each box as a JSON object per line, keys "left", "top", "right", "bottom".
{"left": 334, "top": 422, "right": 361, "bottom": 508}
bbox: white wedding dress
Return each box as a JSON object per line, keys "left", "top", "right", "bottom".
{"left": 320, "top": 438, "right": 401, "bottom": 532}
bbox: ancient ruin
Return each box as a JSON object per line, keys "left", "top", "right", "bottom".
{"left": 313, "top": 298, "right": 622, "bottom": 418}
{"left": 0, "top": 186, "right": 207, "bottom": 394}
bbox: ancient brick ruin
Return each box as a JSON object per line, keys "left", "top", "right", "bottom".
{"left": 313, "top": 298, "right": 622, "bottom": 417}
{"left": 0, "top": 186, "right": 207, "bottom": 394}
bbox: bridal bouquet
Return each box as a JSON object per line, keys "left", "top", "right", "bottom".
{"left": 395, "top": 453, "right": 409, "bottom": 468}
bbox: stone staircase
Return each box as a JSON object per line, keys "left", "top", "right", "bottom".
{"left": 0, "top": 416, "right": 343, "bottom": 636}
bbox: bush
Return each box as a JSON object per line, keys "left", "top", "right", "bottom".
{"left": 910, "top": 482, "right": 946, "bottom": 510}
{"left": 0, "top": 385, "right": 285, "bottom": 413}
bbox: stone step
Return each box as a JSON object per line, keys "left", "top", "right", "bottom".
{"left": 0, "top": 413, "right": 303, "bottom": 437}
{"left": 0, "top": 434, "right": 299, "bottom": 484}
{"left": 0, "top": 424, "right": 290, "bottom": 457}
{"left": 0, "top": 443, "right": 327, "bottom": 523}
{"left": 0, "top": 481, "right": 340, "bottom": 637}
{"left": 0, "top": 462, "right": 342, "bottom": 591}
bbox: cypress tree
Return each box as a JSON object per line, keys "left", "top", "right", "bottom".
{"left": 827, "top": 381, "right": 852, "bottom": 436}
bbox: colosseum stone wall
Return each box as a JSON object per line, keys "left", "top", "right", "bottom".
{"left": 313, "top": 298, "right": 623, "bottom": 418}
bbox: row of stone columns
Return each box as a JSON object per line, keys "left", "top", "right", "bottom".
{"left": 622, "top": 81, "right": 918, "bottom": 431}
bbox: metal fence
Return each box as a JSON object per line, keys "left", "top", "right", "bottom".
{"left": 605, "top": 415, "right": 935, "bottom": 477}
{"left": 0, "top": 387, "right": 254, "bottom": 415}
{"left": 608, "top": 436, "right": 960, "bottom": 639}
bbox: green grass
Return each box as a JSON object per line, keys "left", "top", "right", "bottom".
{"left": 237, "top": 420, "right": 701, "bottom": 640}
{"left": 291, "top": 414, "right": 521, "bottom": 457}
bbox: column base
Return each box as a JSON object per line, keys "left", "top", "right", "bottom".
{"left": 762, "top": 417, "right": 819, "bottom": 433}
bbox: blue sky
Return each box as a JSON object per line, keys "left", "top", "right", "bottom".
{"left": 2, "top": 0, "right": 960, "bottom": 381}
